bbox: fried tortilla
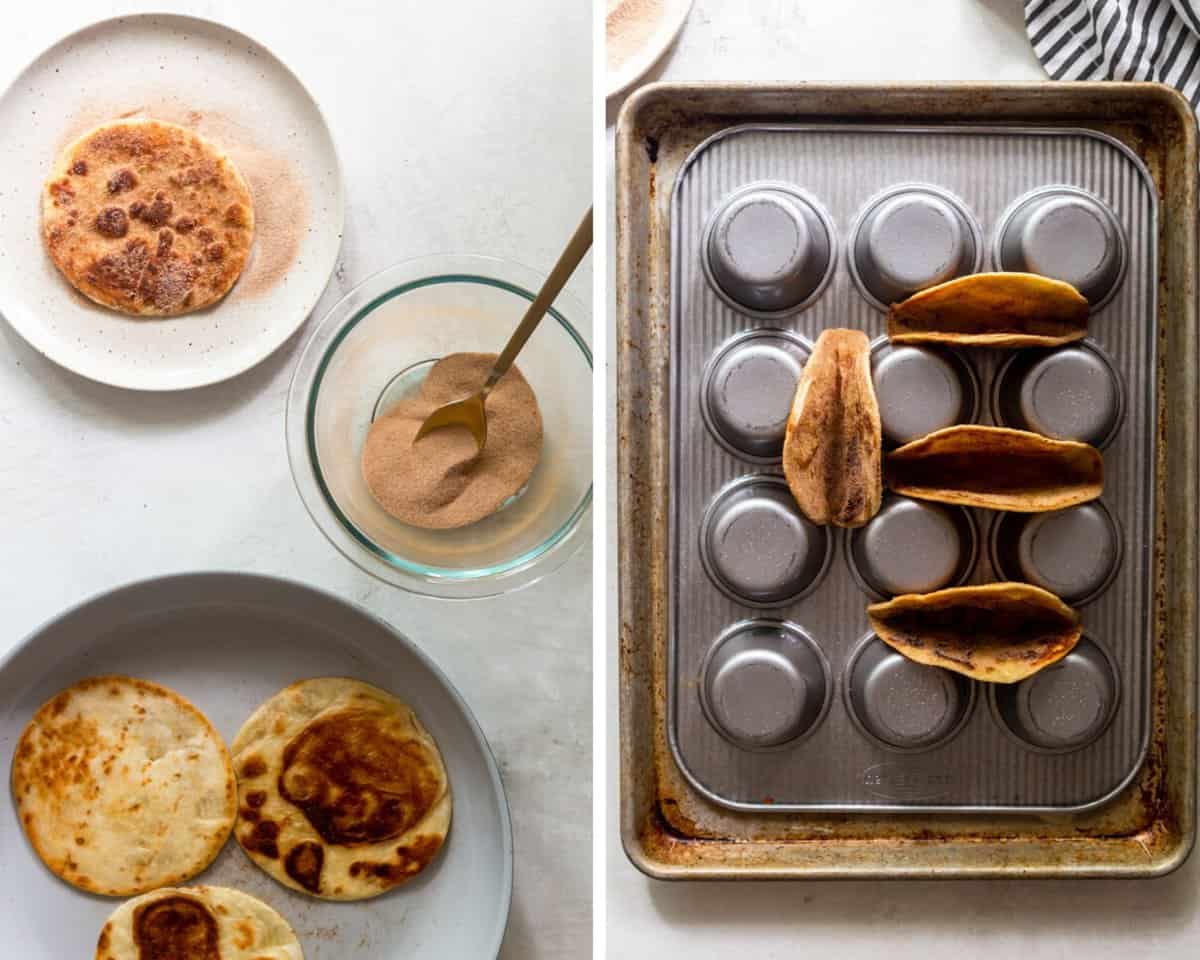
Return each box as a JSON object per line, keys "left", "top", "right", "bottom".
{"left": 42, "top": 118, "right": 254, "bottom": 317}
{"left": 11, "top": 676, "right": 236, "bottom": 896}
{"left": 95, "top": 886, "right": 303, "bottom": 960}
{"left": 231, "top": 678, "right": 451, "bottom": 901}
{"left": 782, "top": 328, "right": 882, "bottom": 527}
{"left": 867, "top": 582, "right": 1082, "bottom": 683}
{"left": 885, "top": 425, "right": 1102, "bottom": 512}
{"left": 888, "top": 272, "right": 1089, "bottom": 347}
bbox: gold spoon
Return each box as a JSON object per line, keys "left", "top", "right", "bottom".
{"left": 414, "top": 207, "right": 593, "bottom": 451}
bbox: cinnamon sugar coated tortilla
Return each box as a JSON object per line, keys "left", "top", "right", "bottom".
{"left": 53, "top": 102, "right": 308, "bottom": 304}
{"left": 41, "top": 119, "right": 255, "bottom": 316}
{"left": 362, "top": 353, "right": 544, "bottom": 529}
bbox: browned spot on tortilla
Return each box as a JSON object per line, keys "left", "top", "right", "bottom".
{"left": 232, "top": 918, "right": 255, "bottom": 949}
{"left": 347, "top": 834, "right": 443, "bottom": 887}
{"left": 93, "top": 207, "right": 128, "bottom": 238}
{"left": 278, "top": 708, "right": 441, "bottom": 845}
{"left": 284, "top": 840, "right": 325, "bottom": 893}
{"left": 107, "top": 168, "right": 137, "bottom": 194}
{"left": 132, "top": 895, "right": 219, "bottom": 960}
{"left": 242, "top": 818, "right": 280, "bottom": 859}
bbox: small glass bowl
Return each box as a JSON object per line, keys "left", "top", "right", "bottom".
{"left": 286, "top": 254, "right": 593, "bottom": 599}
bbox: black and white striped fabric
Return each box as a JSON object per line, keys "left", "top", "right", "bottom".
{"left": 1025, "top": 0, "right": 1200, "bottom": 105}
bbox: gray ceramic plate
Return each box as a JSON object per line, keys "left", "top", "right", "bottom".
{"left": 0, "top": 572, "right": 511, "bottom": 958}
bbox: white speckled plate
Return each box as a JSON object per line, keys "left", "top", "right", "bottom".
{"left": 0, "top": 14, "right": 343, "bottom": 390}
{"left": 606, "top": 0, "right": 693, "bottom": 99}
{"left": 0, "top": 573, "right": 512, "bottom": 958}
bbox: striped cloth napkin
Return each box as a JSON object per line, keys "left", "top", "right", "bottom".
{"left": 1025, "top": 0, "right": 1200, "bottom": 105}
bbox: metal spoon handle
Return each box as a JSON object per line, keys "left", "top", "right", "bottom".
{"left": 483, "top": 207, "right": 593, "bottom": 394}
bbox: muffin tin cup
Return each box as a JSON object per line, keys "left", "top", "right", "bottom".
{"left": 990, "top": 636, "right": 1121, "bottom": 754}
{"left": 847, "top": 494, "right": 978, "bottom": 600}
{"left": 843, "top": 633, "right": 977, "bottom": 753}
{"left": 989, "top": 500, "right": 1123, "bottom": 607}
{"left": 848, "top": 183, "right": 983, "bottom": 310}
{"left": 870, "top": 337, "right": 980, "bottom": 447}
{"left": 699, "top": 329, "right": 811, "bottom": 463}
{"left": 701, "top": 181, "right": 837, "bottom": 318}
{"left": 991, "top": 340, "right": 1126, "bottom": 449}
{"left": 699, "top": 619, "right": 833, "bottom": 751}
{"left": 699, "top": 474, "right": 832, "bottom": 608}
{"left": 994, "top": 185, "right": 1128, "bottom": 310}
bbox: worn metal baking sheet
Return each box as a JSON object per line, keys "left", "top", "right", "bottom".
{"left": 0, "top": 573, "right": 512, "bottom": 955}
{"left": 616, "top": 82, "right": 1197, "bottom": 878}
{"left": 667, "top": 124, "right": 1156, "bottom": 813}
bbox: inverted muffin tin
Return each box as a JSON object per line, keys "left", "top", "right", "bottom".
{"left": 667, "top": 125, "right": 1156, "bottom": 812}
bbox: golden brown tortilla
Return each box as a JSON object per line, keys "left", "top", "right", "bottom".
{"left": 781, "top": 328, "right": 882, "bottom": 528}
{"left": 868, "top": 582, "right": 1082, "bottom": 683}
{"left": 888, "top": 272, "right": 1089, "bottom": 347}
{"left": 94, "top": 885, "right": 303, "bottom": 960}
{"left": 11, "top": 676, "right": 236, "bottom": 896}
{"left": 885, "top": 425, "right": 1103, "bottom": 512}
{"left": 42, "top": 118, "right": 254, "bottom": 316}
{"left": 231, "top": 678, "right": 451, "bottom": 901}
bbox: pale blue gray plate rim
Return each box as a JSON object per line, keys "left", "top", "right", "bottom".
{"left": 0, "top": 571, "right": 514, "bottom": 956}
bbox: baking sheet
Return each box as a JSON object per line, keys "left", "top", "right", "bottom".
{"left": 616, "top": 82, "right": 1197, "bottom": 878}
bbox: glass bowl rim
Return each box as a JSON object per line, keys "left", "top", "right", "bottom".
{"left": 285, "top": 252, "right": 593, "bottom": 599}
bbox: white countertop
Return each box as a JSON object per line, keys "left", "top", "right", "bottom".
{"left": 606, "top": 1, "right": 1200, "bottom": 956}
{"left": 0, "top": 2, "right": 592, "bottom": 956}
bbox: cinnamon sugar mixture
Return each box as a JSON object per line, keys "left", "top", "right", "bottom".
{"left": 361, "top": 353, "right": 544, "bottom": 530}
